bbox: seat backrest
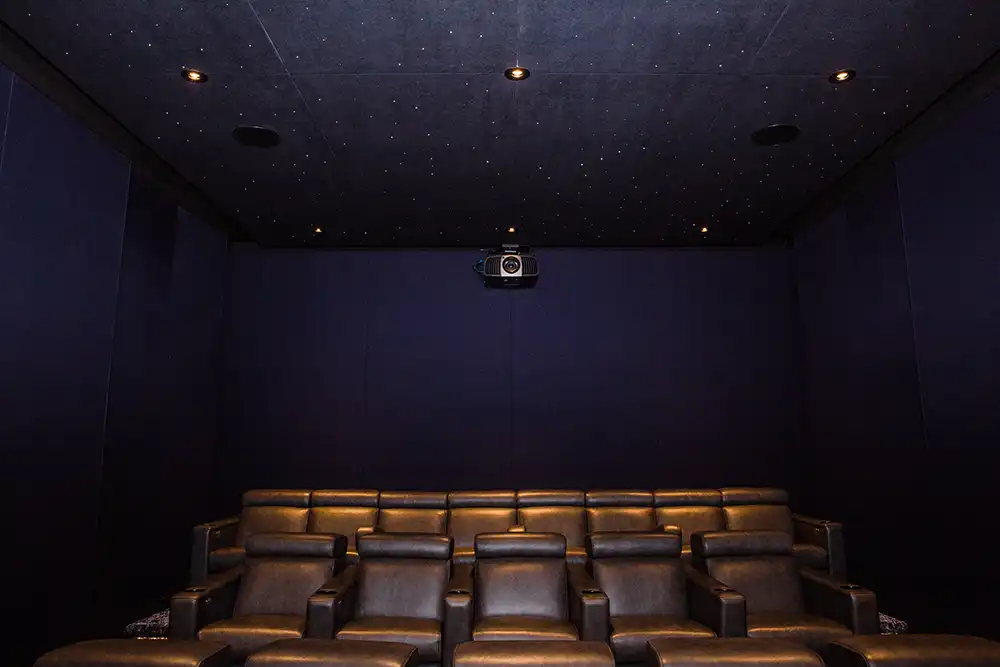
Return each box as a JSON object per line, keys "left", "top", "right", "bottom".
{"left": 692, "top": 530, "right": 804, "bottom": 614}
{"left": 377, "top": 492, "right": 449, "bottom": 534}
{"left": 474, "top": 533, "right": 568, "bottom": 621}
{"left": 586, "top": 532, "right": 687, "bottom": 617}
{"left": 233, "top": 533, "right": 346, "bottom": 617}
{"left": 355, "top": 533, "right": 453, "bottom": 621}
{"left": 654, "top": 490, "right": 726, "bottom": 546}
{"left": 236, "top": 490, "right": 312, "bottom": 546}
{"left": 308, "top": 490, "right": 379, "bottom": 552}
{"left": 448, "top": 491, "right": 517, "bottom": 552}
{"left": 517, "top": 490, "right": 587, "bottom": 550}
{"left": 586, "top": 490, "right": 656, "bottom": 533}
{"left": 720, "top": 487, "right": 794, "bottom": 535}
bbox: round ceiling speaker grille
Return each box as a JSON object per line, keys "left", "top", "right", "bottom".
{"left": 232, "top": 125, "right": 282, "bottom": 148}
{"left": 751, "top": 124, "right": 801, "bottom": 146}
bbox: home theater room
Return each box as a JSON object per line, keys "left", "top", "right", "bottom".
{"left": 2, "top": 0, "right": 1000, "bottom": 666}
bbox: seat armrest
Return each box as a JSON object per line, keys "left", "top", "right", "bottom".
{"left": 307, "top": 566, "right": 358, "bottom": 638}
{"left": 507, "top": 525, "right": 526, "bottom": 533}
{"left": 355, "top": 525, "right": 382, "bottom": 543}
{"left": 308, "top": 563, "right": 359, "bottom": 634}
{"left": 685, "top": 563, "right": 746, "bottom": 637}
{"left": 169, "top": 566, "right": 242, "bottom": 639}
{"left": 794, "top": 514, "right": 847, "bottom": 580}
{"left": 567, "top": 565, "right": 609, "bottom": 642}
{"left": 190, "top": 516, "right": 239, "bottom": 585}
{"left": 800, "top": 568, "right": 878, "bottom": 634}
{"left": 443, "top": 570, "right": 474, "bottom": 667}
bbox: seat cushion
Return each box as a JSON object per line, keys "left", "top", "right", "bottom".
{"left": 473, "top": 616, "right": 578, "bottom": 641}
{"left": 647, "top": 637, "right": 823, "bottom": 666}
{"left": 248, "top": 639, "right": 420, "bottom": 667}
{"left": 336, "top": 617, "right": 441, "bottom": 661}
{"left": 455, "top": 640, "right": 613, "bottom": 667}
{"left": 34, "top": 639, "right": 232, "bottom": 667}
{"left": 747, "top": 612, "right": 852, "bottom": 651}
{"left": 823, "top": 635, "right": 1000, "bottom": 667}
{"left": 208, "top": 546, "right": 245, "bottom": 573}
{"left": 610, "top": 615, "right": 715, "bottom": 662}
{"left": 793, "top": 544, "right": 829, "bottom": 571}
{"left": 198, "top": 615, "right": 304, "bottom": 660}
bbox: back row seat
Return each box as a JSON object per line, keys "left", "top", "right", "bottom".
{"left": 190, "top": 487, "right": 844, "bottom": 584}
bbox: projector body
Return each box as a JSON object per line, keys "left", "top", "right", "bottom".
{"left": 474, "top": 244, "right": 539, "bottom": 288}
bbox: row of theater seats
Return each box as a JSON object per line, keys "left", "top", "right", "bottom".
{"left": 191, "top": 488, "right": 845, "bottom": 584}
{"left": 173, "top": 529, "right": 872, "bottom": 666}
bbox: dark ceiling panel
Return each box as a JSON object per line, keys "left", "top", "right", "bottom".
{"left": 749, "top": 0, "right": 1000, "bottom": 76}
{"left": 519, "top": 0, "right": 787, "bottom": 74}
{"left": 1, "top": 0, "right": 997, "bottom": 246}
{"left": 254, "top": 0, "right": 518, "bottom": 74}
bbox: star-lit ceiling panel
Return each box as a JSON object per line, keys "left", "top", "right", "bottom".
{"left": 518, "top": 0, "right": 788, "bottom": 74}
{"left": 748, "top": 0, "right": 1000, "bottom": 76}
{"left": 3, "top": 0, "right": 284, "bottom": 77}
{"left": 253, "top": 0, "right": 518, "bottom": 74}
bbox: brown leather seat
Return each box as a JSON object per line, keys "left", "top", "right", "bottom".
{"left": 653, "top": 490, "right": 725, "bottom": 561}
{"left": 329, "top": 533, "right": 470, "bottom": 667}
{"left": 516, "top": 490, "right": 588, "bottom": 566}
{"left": 308, "top": 490, "right": 380, "bottom": 563}
{"left": 171, "top": 533, "right": 347, "bottom": 660}
{"left": 472, "top": 533, "right": 609, "bottom": 643}
{"left": 647, "top": 637, "right": 824, "bottom": 667}
{"left": 34, "top": 639, "right": 232, "bottom": 667}
{"left": 692, "top": 531, "right": 878, "bottom": 651}
{"left": 822, "top": 634, "right": 1000, "bottom": 667}
{"left": 585, "top": 491, "right": 657, "bottom": 533}
{"left": 586, "top": 532, "right": 714, "bottom": 663}
{"left": 377, "top": 492, "right": 449, "bottom": 534}
{"left": 448, "top": 491, "right": 517, "bottom": 565}
{"left": 454, "top": 641, "right": 614, "bottom": 667}
{"left": 720, "top": 487, "right": 834, "bottom": 574}
{"left": 201, "top": 490, "right": 312, "bottom": 579}
{"left": 247, "top": 639, "right": 420, "bottom": 667}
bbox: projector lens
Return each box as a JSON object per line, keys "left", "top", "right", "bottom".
{"left": 502, "top": 257, "right": 521, "bottom": 274}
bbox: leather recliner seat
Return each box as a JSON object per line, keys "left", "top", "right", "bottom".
{"left": 585, "top": 491, "right": 657, "bottom": 533}
{"left": 516, "top": 490, "right": 588, "bottom": 565}
{"left": 307, "top": 490, "right": 379, "bottom": 563}
{"left": 653, "top": 489, "right": 726, "bottom": 561}
{"left": 691, "top": 530, "right": 877, "bottom": 651}
{"left": 171, "top": 532, "right": 347, "bottom": 660}
{"left": 377, "top": 491, "right": 449, "bottom": 534}
{"left": 471, "top": 533, "right": 609, "bottom": 643}
{"left": 448, "top": 491, "right": 518, "bottom": 566}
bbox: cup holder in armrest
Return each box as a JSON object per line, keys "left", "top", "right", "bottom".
{"left": 581, "top": 588, "right": 602, "bottom": 595}
{"left": 185, "top": 586, "right": 207, "bottom": 592}
{"left": 316, "top": 588, "right": 339, "bottom": 595}
{"left": 712, "top": 587, "right": 736, "bottom": 593}
{"left": 448, "top": 588, "right": 471, "bottom": 595}
{"left": 839, "top": 584, "right": 862, "bottom": 590}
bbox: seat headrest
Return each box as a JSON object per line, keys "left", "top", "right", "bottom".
{"left": 358, "top": 533, "right": 453, "bottom": 559}
{"left": 311, "top": 490, "right": 379, "bottom": 507}
{"left": 719, "top": 487, "right": 789, "bottom": 506}
{"left": 586, "top": 532, "right": 682, "bottom": 559}
{"left": 242, "top": 489, "right": 311, "bottom": 508}
{"left": 585, "top": 490, "right": 653, "bottom": 507}
{"left": 691, "top": 530, "right": 793, "bottom": 558}
{"left": 517, "top": 490, "right": 585, "bottom": 507}
{"left": 654, "top": 489, "right": 722, "bottom": 507}
{"left": 449, "top": 491, "right": 516, "bottom": 508}
{"left": 246, "top": 532, "right": 347, "bottom": 558}
{"left": 475, "top": 533, "right": 567, "bottom": 559}
{"left": 378, "top": 491, "right": 448, "bottom": 509}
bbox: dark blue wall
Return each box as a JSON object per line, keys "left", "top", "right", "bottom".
{"left": 0, "top": 67, "right": 228, "bottom": 663}
{"left": 793, "top": 89, "right": 1000, "bottom": 638}
{"left": 220, "top": 246, "right": 800, "bottom": 504}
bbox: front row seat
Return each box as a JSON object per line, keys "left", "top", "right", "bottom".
{"left": 587, "top": 531, "right": 747, "bottom": 664}
{"left": 171, "top": 532, "right": 347, "bottom": 660}
{"left": 310, "top": 533, "right": 473, "bottom": 667}
{"left": 471, "top": 533, "right": 609, "bottom": 642}
{"left": 691, "top": 530, "right": 878, "bottom": 650}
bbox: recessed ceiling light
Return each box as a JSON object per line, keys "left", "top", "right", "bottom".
{"left": 314, "top": 227, "right": 323, "bottom": 234}
{"left": 182, "top": 68, "right": 208, "bottom": 83}
{"left": 829, "top": 69, "right": 856, "bottom": 84}
{"left": 232, "top": 125, "right": 282, "bottom": 148}
{"left": 504, "top": 67, "right": 530, "bottom": 81}
{"left": 751, "top": 124, "right": 801, "bottom": 146}
{"left": 701, "top": 226, "right": 709, "bottom": 233}
{"left": 507, "top": 226, "right": 516, "bottom": 233}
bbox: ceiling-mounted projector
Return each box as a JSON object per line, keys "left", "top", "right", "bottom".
{"left": 473, "top": 244, "right": 539, "bottom": 288}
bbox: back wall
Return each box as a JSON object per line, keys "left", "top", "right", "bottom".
{"left": 219, "top": 246, "right": 800, "bottom": 505}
